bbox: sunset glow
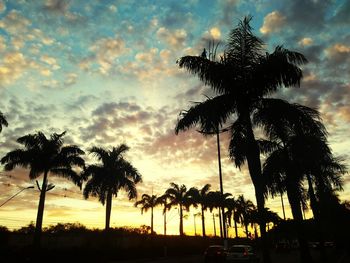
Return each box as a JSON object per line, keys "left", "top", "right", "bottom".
{"left": 0, "top": 0, "right": 349, "bottom": 237}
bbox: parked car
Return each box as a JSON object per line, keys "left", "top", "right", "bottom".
{"left": 204, "top": 245, "right": 227, "bottom": 262}
{"left": 226, "top": 245, "right": 259, "bottom": 262}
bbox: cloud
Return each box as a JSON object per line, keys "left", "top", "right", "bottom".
{"left": 0, "top": 10, "right": 31, "bottom": 34}
{"left": 64, "top": 73, "right": 78, "bottom": 86}
{"left": 260, "top": 11, "right": 286, "bottom": 35}
{"left": 0, "top": 52, "right": 29, "bottom": 86}
{"left": 0, "top": 0, "right": 6, "bottom": 13}
{"left": 109, "top": 5, "right": 117, "bottom": 13}
{"left": 87, "top": 35, "right": 130, "bottom": 75}
{"left": 325, "top": 43, "right": 350, "bottom": 64}
{"left": 157, "top": 27, "right": 187, "bottom": 50}
{"left": 217, "top": 0, "right": 240, "bottom": 27}
{"left": 43, "top": 0, "right": 69, "bottom": 14}
{"left": 80, "top": 101, "right": 158, "bottom": 144}
{"left": 119, "top": 48, "right": 179, "bottom": 81}
{"left": 280, "top": 0, "right": 332, "bottom": 32}
{"left": 298, "top": 37, "right": 313, "bottom": 47}
{"left": 210, "top": 27, "right": 221, "bottom": 40}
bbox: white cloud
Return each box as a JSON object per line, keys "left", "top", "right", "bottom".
{"left": 64, "top": 73, "right": 78, "bottom": 86}
{"left": 89, "top": 35, "right": 130, "bottom": 75}
{"left": 156, "top": 27, "right": 187, "bottom": 49}
{"left": 298, "top": 37, "right": 313, "bottom": 47}
{"left": 210, "top": 27, "right": 221, "bottom": 40}
{"left": 0, "top": 52, "right": 29, "bottom": 86}
{"left": 109, "top": 5, "right": 117, "bottom": 13}
{"left": 0, "top": 10, "right": 31, "bottom": 35}
{"left": 260, "top": 11, "right": 286, "bottom": 35}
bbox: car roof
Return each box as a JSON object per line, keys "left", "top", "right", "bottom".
{"left": 208, "top": 245, "right": 224, "bottom": 248}
{"left": 231, "top": 245, "right": 252, "bottom": 248}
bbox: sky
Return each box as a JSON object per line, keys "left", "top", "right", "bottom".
{"left": 0, "top": 0, "right": 349, "bottom": 236}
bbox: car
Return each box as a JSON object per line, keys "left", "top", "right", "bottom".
{"left": 204, "top": 245, "right": 227, "bottom": 262}
{"left": 226, "top": 245, "right": 259, "bottom": 262}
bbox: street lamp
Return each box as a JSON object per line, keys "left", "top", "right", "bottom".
{"left": 0, "top": 186, "right": 34, "bottom": 208}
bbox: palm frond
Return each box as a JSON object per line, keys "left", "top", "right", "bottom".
{"left": 0, "top": 111, "right": 8, "bottom": 132}
{"left": 50, "top": 168, "right": 82, "bottom": 188}
{"left": 175, "top": 94, "right": 234, "bottom": 135}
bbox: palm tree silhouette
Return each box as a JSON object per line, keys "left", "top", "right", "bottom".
{"left": 236, "top": 195, "right": 255, "bottom": 238}
{"left": 1, "top": 131, "right": 85, "bottom": 247}
{"left": 257, "top": 100, "right": 345, "bottom": 262}
{"left": 82, "top": 144, "right": 142, "bottom": 231}
{"left": 165, "top": 183, "right": 191, "bottom": 236}
{"left": 135, "top": 194, "right": 158, "bottom": 234}
{"left": 175, "top": 16, "right": 306, "bottom": 262}
{"left": 206, "top": 190, "right": 232, "bottom": 238}
{"left": 187, "top": 184, "right": 211, "bottom": 237}
{"left": 225, "top": 196, "right": 240, "bottom": 238}
{"left": 0, "top": 111, "right": 8, "bottom": 132}
{"left": 156, "top": 193, "right": 170, "bottom": 235}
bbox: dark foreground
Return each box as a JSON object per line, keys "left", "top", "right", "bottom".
{"left": 114, "top": 248, "right": 350, "bottom": 263}
{"left": 1, "top": 247, "right": 349, "bottom": 263}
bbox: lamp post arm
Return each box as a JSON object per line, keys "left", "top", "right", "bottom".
{"left": 0, "top": 186, "right": 34, "bottom": 208}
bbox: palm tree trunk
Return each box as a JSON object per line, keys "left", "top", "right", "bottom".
{"left": 245, "top": 223, "right": 249, "bottom": 238}
{"left": 216, "top": 130, "right": 227, "bottom": 241}
{"left": 243, "top": 111, "right": 271, "bottom": 263}
{"left": 201, "top": 205, "right": 206, "bottom": 237}
{"left": 164, "top": 209, "right": 167, "bottom": 235}
{"left": 218, "top": 208, "right": 223, "bottom": 238}
{"left": 287, "top": 185, "right": 313, "bottom": 263}
{"left": 306, "top": 175, "right": 327, "bottom": 262}
{"left": 306, "top": 175, "right": 319, "bottom": 219}
{"left": 34, "top": 171, "right": 48, "bottom": 248}
{"left": 280, "top": 191, "right": 286, "bottom": 220}
{"left": 163, "top": 201, "right": 167, "bottom": 235}
{"left": 233, "top": 210, "right": 238, "bottom": 238}
{"left": 105, "top": 190, "right": 112, "bottom": 231}
{"left": 213, "top": 213, "right": 216, "bottom": 237}
{"left": 179, "top": 204, "right": 183, "bottom": 236}
{"left": 151, "top": 206, "right": 154, "bottom": 234}
{"left": 193, "top": 214, "right": 197, "bottom": 235}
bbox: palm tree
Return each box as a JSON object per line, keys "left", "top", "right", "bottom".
{"left": 187, "top": 184, "right": 211, "bottom": 237}
{"left": 156, "top": 193, "right": 170, "bottom": 235}
{"left": 225, "top": 197, "right": 240, "bottom": 238}
{"left": 0, "top": 131, "right": 85, "bottom": 247}
{"left": 0, "top": 111, "right": 8, "bottom": 132}
{"left": 206, "top": 191, "right": 232, "bottom": 238}
{"left": 82, "top": 144, "right": 142, "bottom": 231}
{"left": 135, "top": 194, "right": 158, "bottom": 234}
{"left": 175, "top": 16, "right": 307, "bottom": 263}
{"left": 257, "top": 100, "right": 345, "bottom": 262}
{"left": 236, "top": 195, "right": 255, "bottom": 238}
{"left": 165, "top": 183, "right": 192, "bottom": 236}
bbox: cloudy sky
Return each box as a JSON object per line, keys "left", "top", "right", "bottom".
{"left": 0, "top": 0, "right": 349, "bottom": 236}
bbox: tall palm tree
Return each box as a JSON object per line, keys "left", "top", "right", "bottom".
{"left": 156, "top": 193, "right": 170, "bottom": 235}
{"left": 82, "top": 144, "right": 142, "bottom": 231}
{"left": 1, "top": 131, "right": 84, "bottom": 247}
{"left": 236, "top": 195, "right": 255, "bottom": 238}
{"left": 135, "top": 194, "right": 158, "bottom": 234}
{"left": 175, "top": 16, "right": 307, "bottom": 263}
{"left": 165, "top": 183, "right": 192, "bottom": 236}
{"left": 187, "top": 184, "right": 211, "bottom": 237}
{"left": 0, "top": 111, "right": 8, "bottom": 132}
{"left": 206, "top": 191, "right": 232, "bottom": 238}
{"left": 225, "top": 197, "right": 240, "bottom": 238}
{"left": 257, "top": 100, "right": 345, "bottom": 262}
